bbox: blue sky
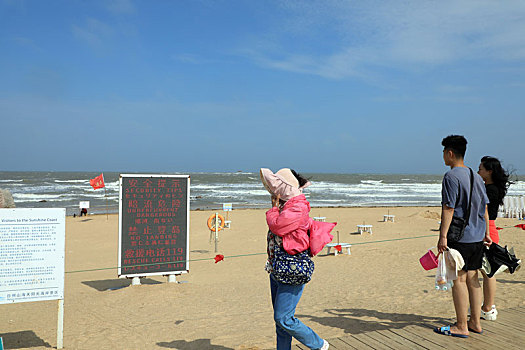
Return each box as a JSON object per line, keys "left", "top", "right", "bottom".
{"left": 1, "top": 0, "right": 524, "bottom": 174}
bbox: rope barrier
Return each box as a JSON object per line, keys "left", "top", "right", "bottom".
{"left": 497, "top": 224, "right": 525, "bottom": 230}
{"left": 64, "top": 224, "right": 525, "bottom": 275}
{"left": 64, "top": 233, "right": 439, "bottom": 275}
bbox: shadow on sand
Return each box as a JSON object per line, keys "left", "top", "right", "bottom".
{"left": 297, "top": 308, "right": 450, "bottom": 334}
{"left": 0, "top": 330, "right": 52, "bottom": 349}
{"left": 497, "top": 278, "right": 525, "bottom": 285}
{"left": 82, "top": 278, "right": 162, "bottom": 291}
{"left": 157, "top": 339, "right": 233, "bottom": 349}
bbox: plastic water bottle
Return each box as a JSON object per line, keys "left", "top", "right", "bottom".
{"left": 435, "top": 280, "right": 453, "bottom": 291}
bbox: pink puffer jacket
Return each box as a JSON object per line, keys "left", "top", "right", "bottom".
{"left": 266, "top": 194, "right": 336, "bottom": 256}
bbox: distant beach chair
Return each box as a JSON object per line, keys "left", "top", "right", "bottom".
{"left": 498, "top": 204, "right": 505, "bottom": 218}
{"left": 507, "top": 196, "right": 522, "bottom": 219}
{"left": 326, "top": 243, "right": 352, "bottom": 256}
{"left": 383, "top": 214, "right": 395, "bottom": 222}
{"left": 519, "top": 196, "right": 525, "bottom": 219}
{"left": 503, "top": 196, "right": 511, "bottom": 218}
{"left": 357, "top": 224, "right": 373, "bottom": 234}
{"left": 313, "top": 216, "right": 326, "bottom": 222}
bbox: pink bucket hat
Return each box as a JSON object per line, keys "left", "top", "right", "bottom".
{"left": 260, "top": 168, "right": 311, "bottom": 201}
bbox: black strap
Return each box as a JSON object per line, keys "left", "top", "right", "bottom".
{"left": 465, "top": 168, "right": 474, "bottom": 225}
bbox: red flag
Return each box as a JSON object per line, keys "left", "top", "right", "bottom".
{"left": 334, "top": 245, "right": 342, "bottom": 253}
{"left": 515, "top": 224, "right": 525, "bottom": 230}
{"left": 214, "top": 254, "right": 224, "bottom": 263}
{"left": 89, "top": 173, "right": 105, "bottom": 190}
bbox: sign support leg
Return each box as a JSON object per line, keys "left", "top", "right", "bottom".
{"left": 57, "top": 299, "right": 64, "bottom": 349}
{"left": 167, "top": 274, "right": 177, "bottom": 283}
{"left": 131, "top": 277, "right": 141, "bottom": 285}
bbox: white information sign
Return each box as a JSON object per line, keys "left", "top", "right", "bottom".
{"left": 223, "top": 203, "right": 232, "bottom": 211}
{"left": 0, "top": 208, "right": 65, "bottom": 304}
{"left": 79, "top": 201, "right": 90, "bottom": 209}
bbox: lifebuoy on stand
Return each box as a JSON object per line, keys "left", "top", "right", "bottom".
{"left": 207, "top": 214, "right": 225, "bottom": 232}
{"left": 208, "top": 213, "right": 224, "bottom": 253}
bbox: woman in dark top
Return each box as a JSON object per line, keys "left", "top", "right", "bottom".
{"left": 477, "top": 156, "right": 510, "bottom": 321}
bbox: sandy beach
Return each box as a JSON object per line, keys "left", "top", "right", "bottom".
{"left": 1, "top": 206, "right": 524, "bottom": 349}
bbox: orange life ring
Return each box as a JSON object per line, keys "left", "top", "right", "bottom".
{"left": 207, "top": 214, "right": 225, "bottom": 232}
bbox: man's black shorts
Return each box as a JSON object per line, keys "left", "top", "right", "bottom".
{"left": 448, "top": 241, "right": 484, "bottom": 271}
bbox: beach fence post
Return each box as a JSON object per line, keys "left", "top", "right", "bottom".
{"left": 57, "top": 299, "right": 64, "bottom": 349}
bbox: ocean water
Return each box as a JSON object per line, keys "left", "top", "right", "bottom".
{"left": 1, "top": 171, "right": 524, "bottom": 216}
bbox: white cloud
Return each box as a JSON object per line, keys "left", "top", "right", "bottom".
{"left": 245, "top": 0, "right": 525, "bottom": 79}
{"left": 171, "top": 54, "right": 210, "bottom": 65}
{"left": 72, "top": 18, "right": 114, "bottom": 50}
{"left": 436, "top": 85, "right": 473, "bottom": 94}
{"left": 105, "top": 0, "right": 135, "bottom": 14}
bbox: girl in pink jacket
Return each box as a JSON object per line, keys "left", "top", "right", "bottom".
{"left": 260, "top": 168, "right": 334, "bottom": 350}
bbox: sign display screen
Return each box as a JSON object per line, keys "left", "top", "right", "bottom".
{"left": 118, "top": 175, "right": 190, "bottom": 277}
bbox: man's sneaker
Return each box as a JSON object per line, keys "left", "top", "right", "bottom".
{"left": 320, "top": 339, "right": 330, "bottom": 350}
{"left": 481, "top": 305, "right": 498, "bottom": 320}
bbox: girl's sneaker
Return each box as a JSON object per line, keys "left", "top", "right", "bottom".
{"left": 320, "top": 340, "right": 330, "bottom": 350}
{"left": 481, "top": 305, "right": 498, "bottom": 320}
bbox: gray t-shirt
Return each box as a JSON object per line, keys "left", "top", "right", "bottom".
{"left": 441, "top": 167, "right": 488, "bottom": 243}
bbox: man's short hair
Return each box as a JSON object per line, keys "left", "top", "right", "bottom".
{"left": 442, "top": 135, "right": 467, "bottom": 159}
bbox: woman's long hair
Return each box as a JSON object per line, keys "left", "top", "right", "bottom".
{"left": 481, "top": 156, "right": 511, "bottom": 206}
{"left": 290, "top": 169, "right": 310, "bottom": 188}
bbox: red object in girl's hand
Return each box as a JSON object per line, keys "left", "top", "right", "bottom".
{"left": 496, "top": 227, "right": 503, "bottom": 230}
{"left": 214, "top": 254, "right": 224, "bottom": 263}
{"left": 334, "top": 245, "right": 342, "bottom": 253}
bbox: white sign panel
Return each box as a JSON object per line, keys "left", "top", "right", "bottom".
{"left": 79, "top": 201, "right": 90, "bottom": 209}
{"left": 223, "top": 203, "right": 232, "bottom": 211}
{"left": 0, "top": 208, "right": 65, "bottom": 304}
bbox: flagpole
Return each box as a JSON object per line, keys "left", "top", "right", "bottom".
{"left": 103, "top": 174, "right": 108, "bottom": 220}
{"left": 105, "top": 186, "right": 109, "bottom": 220}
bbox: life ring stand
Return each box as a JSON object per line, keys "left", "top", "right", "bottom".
{"left": 207, "top": 214, "right": 225, "bottom": 232}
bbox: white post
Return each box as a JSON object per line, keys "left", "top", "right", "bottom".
{"left": 131, "top": 277, "right": 141, "bottom": 285}
{"left": 57, "top": 299, "right": 64, "bottom": 349}
{"left": 215, "top": 212, "right": 219, "bottom": 253}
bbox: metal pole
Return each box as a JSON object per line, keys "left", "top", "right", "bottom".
{"left": 105, "top": 186, "right": 109, "bottom": 220}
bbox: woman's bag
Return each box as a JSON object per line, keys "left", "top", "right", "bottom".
{"left": 447, "top": 168, "right": 474, "bottom": 243}
{"left": 481, "top": 243, "right": 521, "bottom": 278}
{"left": 272, "top": 244, "right": 314, "bottom": 285}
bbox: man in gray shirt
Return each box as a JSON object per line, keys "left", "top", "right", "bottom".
{"left": 434, "top": 135, "right": 491, "bottom": 338}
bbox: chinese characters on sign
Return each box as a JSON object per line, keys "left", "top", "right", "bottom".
{"left": 118, "top": 175, "right": 190, "bottom": 277}
{"left": 0, "top": 208, "right": 65, "bottom": 304}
